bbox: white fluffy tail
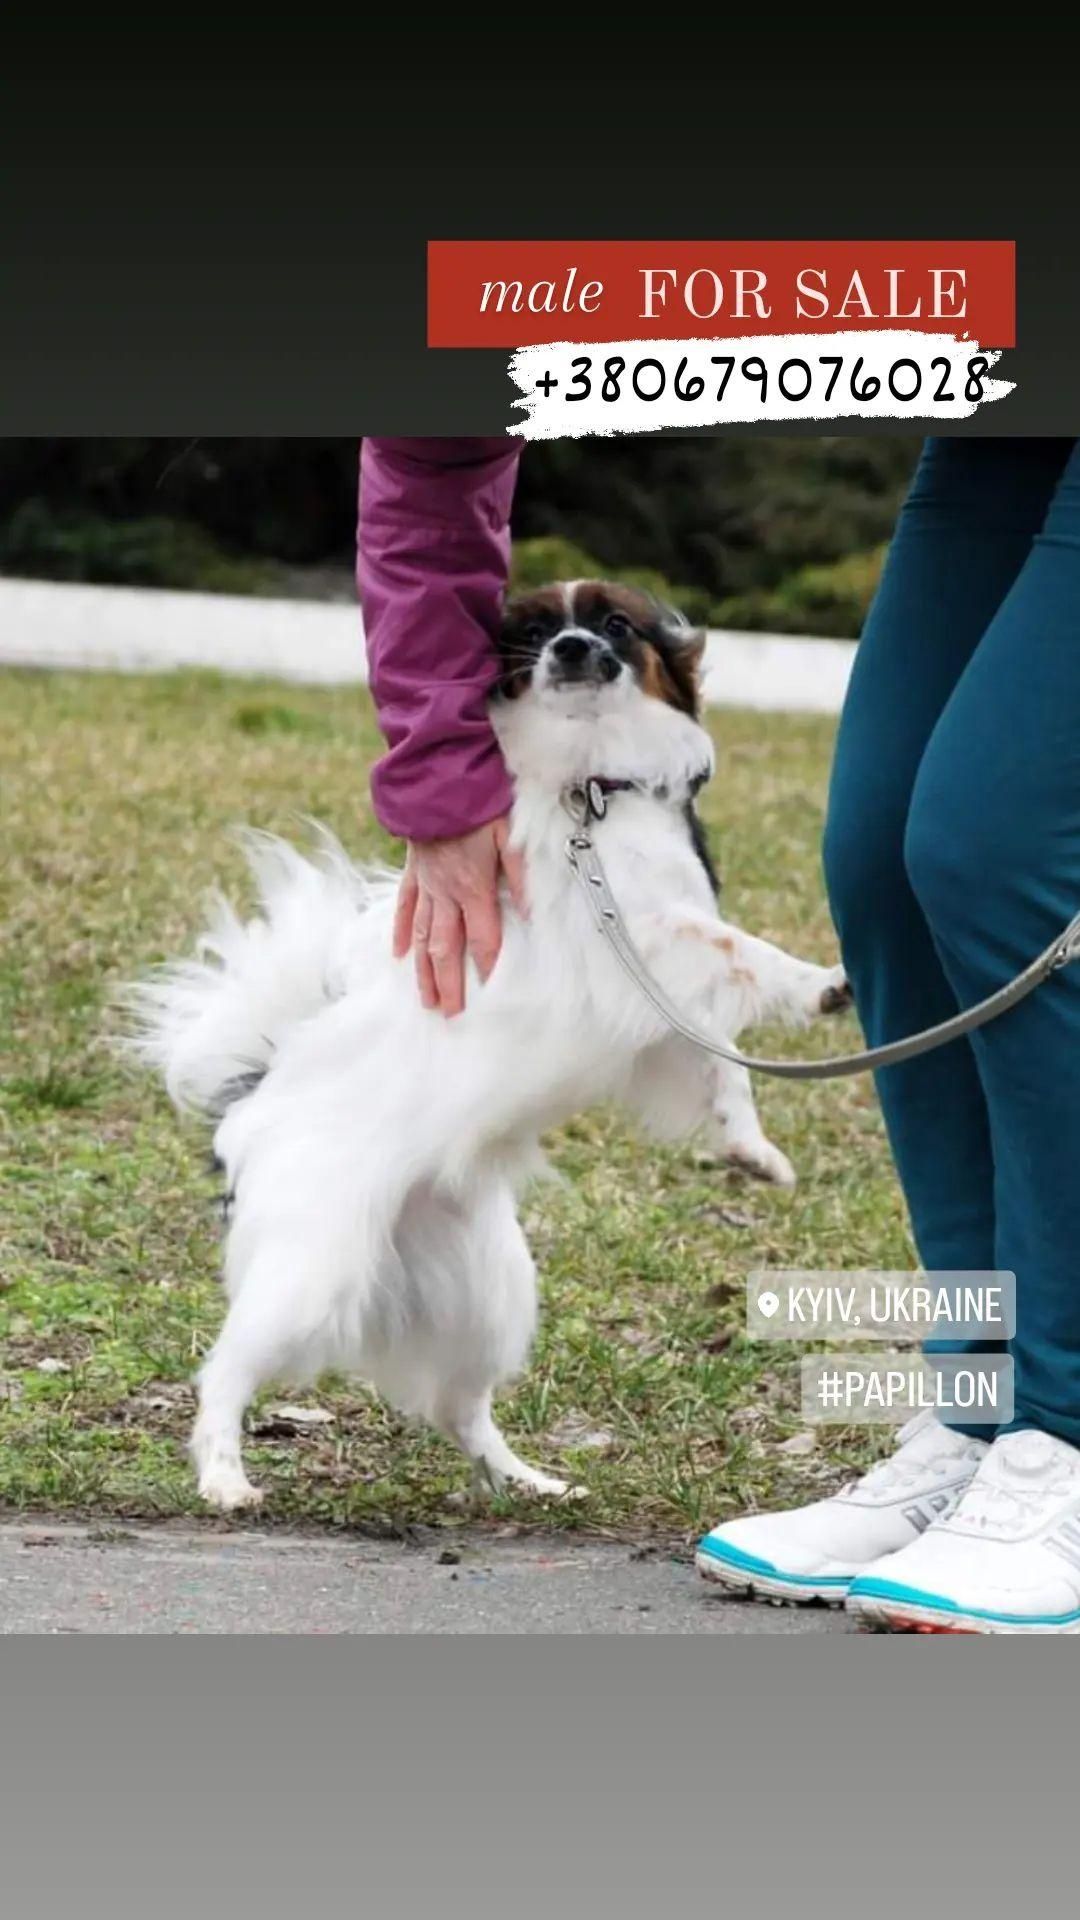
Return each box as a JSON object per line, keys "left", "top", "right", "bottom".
{"left": 123, "top": 828, "right": 393, "bottom": 1120}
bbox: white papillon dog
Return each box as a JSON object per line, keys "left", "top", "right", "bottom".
{"left": 128, "top": 581, "right": 849, "bottom": 1510}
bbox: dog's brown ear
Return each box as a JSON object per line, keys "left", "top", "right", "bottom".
{"left": 660, "top": 608, "right": 707, "bottom": 663}
{"left": 643, "top": 607, "right": 707, "bottom": 717}
{"left": 661, "top": 609, "right": 707, "bottom": 710}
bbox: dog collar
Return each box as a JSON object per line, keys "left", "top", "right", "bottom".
{"left": 564, "top": 772, "right": 708, "bottom": 823}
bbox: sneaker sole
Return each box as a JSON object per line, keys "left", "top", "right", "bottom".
{"left": 696, "top": 1542, "right": 851, "bottom": 1608}
{"left": 847, "top": 1583, "right": 1080, "bottom": 1636}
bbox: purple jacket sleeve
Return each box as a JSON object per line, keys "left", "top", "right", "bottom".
{"left": 356, "top": 436, "right": 523, "bottom": 841}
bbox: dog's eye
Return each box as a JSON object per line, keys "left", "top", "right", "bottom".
{"left": 604, "top": 613, "right": 631, "bottom": 641}
{"left": 523, "top": 622, "right": 546, "bottom": 647}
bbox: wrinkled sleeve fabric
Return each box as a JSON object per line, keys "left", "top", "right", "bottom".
{"left": 357, "top": 436, "right": 522, "bottom": 841}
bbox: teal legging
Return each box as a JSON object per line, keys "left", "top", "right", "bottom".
{"left": 824, "top": 437, "right": 1080, "bottom": 1444}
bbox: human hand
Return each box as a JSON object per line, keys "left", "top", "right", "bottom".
{"left": 392, "top": 817, "right": 528, "bottom": 1017}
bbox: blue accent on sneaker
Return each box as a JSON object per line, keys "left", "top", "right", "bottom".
{"left": 696, "top": 1535, "right": 852, "bottom": 1588}
{"left": 848, "top": 1574, "right": 1080, "bottom": 1628}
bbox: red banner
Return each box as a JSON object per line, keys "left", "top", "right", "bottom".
{"left": 428, "top": 241, "right": 1015, "bottom": 347}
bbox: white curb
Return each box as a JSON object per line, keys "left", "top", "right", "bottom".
{"left": 0, "top": 577, "right": 856, "bottom": 715}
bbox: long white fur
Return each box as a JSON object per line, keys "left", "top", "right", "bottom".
{"left": 127, "top": 630, "right": 847, "bottom": 1509}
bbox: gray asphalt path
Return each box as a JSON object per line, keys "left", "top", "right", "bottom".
{"left": 0, "top": 1521, "right": 853, "bottom": 1634}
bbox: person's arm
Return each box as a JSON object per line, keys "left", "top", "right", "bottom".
{"left": 357, "top": 436, "right": 526, "bottom": 1015}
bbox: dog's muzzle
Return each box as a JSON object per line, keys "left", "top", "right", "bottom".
{"left": 544, "top": 630, "right": 622, "bottom": 689}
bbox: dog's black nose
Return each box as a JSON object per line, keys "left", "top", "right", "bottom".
{"left": 551, "top": 633, "right": 592, "bottom": 665}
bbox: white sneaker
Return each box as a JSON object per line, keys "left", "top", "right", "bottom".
{"left": 696, "top": 1411, "right": 987, "bottom": 1605}
{"left": 846, "top": 1428, "right": 1080, "bottom": 1634}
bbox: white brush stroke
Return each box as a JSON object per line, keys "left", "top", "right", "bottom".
{"left": 509, "top": 331, "right": 1013, "bottom": 438}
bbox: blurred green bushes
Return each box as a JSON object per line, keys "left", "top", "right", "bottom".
{"left": 711, "top": 545, "right": 887, "bottom": 636}
{"left": 508, "top": 534, "right": 716, "bottom": 625}
{"left": 510, "top": 533, "right": 886, "bottom": 636}
{"left": 0, "top": 499, "right": 278, "bottom": 594}
{"left": 0, "top": 436, "right": 916, "bottom": 637}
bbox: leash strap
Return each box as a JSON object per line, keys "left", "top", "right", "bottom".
{"left": 563, "top": 783, "right": 1080, "bottom": 1082}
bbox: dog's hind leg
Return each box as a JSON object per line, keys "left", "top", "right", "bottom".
{"left": 438, "top": 1385, "right": 575, "bottom": 1499}
{"left": 191, "top": 1324, "right": 266, "bottom": 1512}
{"left": 191, "top": 1287, "right": 296, "bottom": 1510}
{"left": 709, "top": 1060, "right": 796, "bottom": 1188}
{"left": 191, "top": 1255, "right": 322, "bottom": 1511}
{"left": 403, "top": 1178, "right": 581, "bottom": 1501}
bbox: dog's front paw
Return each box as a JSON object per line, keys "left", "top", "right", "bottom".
{"left": 724, "top": 1139, "right": 797, "bottom": 1189}
{"left": 819, "top": 967, "right": 853, "bottom": 1016}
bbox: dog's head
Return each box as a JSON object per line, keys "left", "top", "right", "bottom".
{"left": 496, "top": 581, "right": 706, "bottom": 719}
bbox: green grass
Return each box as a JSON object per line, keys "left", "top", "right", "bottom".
{"left": 0, "top": 667, "right": 911, "bottom": 1542}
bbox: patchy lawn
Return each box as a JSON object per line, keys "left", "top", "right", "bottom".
{"left": 0, "top": 666, "right": 910, "bottom": 1541}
